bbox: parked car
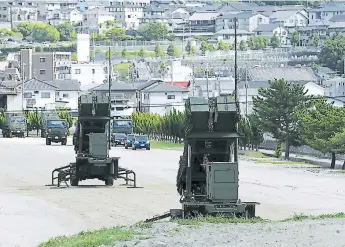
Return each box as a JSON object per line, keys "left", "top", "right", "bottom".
{"left": 111, "top": 133, "right": 127, "bottom": 146}
{"left": 124, "top": 134, "right": 135, "bottom": 149}
{"left": 132, "top": 134, "right": 150, "bottom": 150}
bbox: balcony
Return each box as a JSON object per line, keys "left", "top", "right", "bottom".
{"left": 54, "top": 60, "right": 71, "bottom": 67}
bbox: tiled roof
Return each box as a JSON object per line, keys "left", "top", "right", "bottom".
{"left": 144, "top": 83, "right": 189, "bottom": 92}
{"left": 247, "top": 67, "right": 318, "bottom": 82}
{"left": 91, "top": 82, "right": 137, "bottom": 91}
{"left": 23, "top": 78, "right": 57, "bottom": 90}
{"left": 50, "top": 79, "right": 80, "bottom": 91}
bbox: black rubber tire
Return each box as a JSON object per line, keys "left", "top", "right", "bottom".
{"left": 61, "top": 139, "right": 67, "bottom": 145}
{"left": 146, "top": 147, "right": 150, "bottom": 150}
{"left": 70, "top": 177, "right": 79, "bottom": 186}
{"left": 105, "top": 178, "right": 114, "bottom": 186}
{"left": 125, "top": 146, "right": 128, "bottom": 149}
{"left": 246, "top": 205, "right": 256, "bottom": 218}
{"left": 46, "top": 138, "right": 51, "bottom": 145}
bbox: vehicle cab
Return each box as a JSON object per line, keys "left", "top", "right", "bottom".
{"left": 111, "top": 133, "right": 127, "bottom": 146}
{"left": 132, "top": 134, "right": 150, "bottom": 150}
{"left": 45, "top": 120, "right": 69, "bottom": 145}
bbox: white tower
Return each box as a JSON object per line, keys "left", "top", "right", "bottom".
{"left": 77, "top": 33, "right": 90, "bottom": 63}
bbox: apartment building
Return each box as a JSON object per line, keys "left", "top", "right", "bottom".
{"left": 0, "top": 1, "right": 38, "bottom": 23}
{"left": 20, "top": 49, "right": 72, "bottom": 81}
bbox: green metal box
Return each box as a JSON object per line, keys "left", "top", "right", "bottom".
{"left": 206, "top": 162, "right": 239, "bottom": 203}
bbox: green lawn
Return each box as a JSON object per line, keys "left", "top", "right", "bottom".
{"left": 255, "top": 160, "right": 320, "bottom": 167}
{"left": 239, "top": 150, "right": 271, "bottom": 158}
{"left": 150, "top": 140, "right": 183, "bottom": 150}
{"left": 38, "top": 227, "right": 133, "bottom": 247}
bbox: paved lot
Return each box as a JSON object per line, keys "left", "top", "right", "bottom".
{"left": 1, "top": 138, "right": 345, "bottom": 247}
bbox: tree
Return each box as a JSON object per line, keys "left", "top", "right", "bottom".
{"left": 200, "top": 40, "right": 210, "bottom": 55}
{"left": 249, "top": 36, "right": 255, "bottom": 49}
{"left": 298, "top": 98, "right": 345, "bottom": 169}
{"left": 159, "top": 63, "right": 168, "bottom": 80}
{"left": 154, "top": 44, "right": 164, "bottom": 57}
{"left": 138, "top": 47, "right": 146, "bottom": 57}
{"left": 319, "top": 34, "right": 345, "bottom": 73}
{"left": 16, "top": 22, "right": 35, "bottom": 37}
{"left": 217, "top": 40, "right": 230, "bottom": 51}
{"left": 56, "top": 107, "right": 73, "bottom": 128}
{"left": 137, "top": 22, "right": 168, "bottom": 41}
{"left": 72, "top": 52, "right": 77, "bottom": 62}
{"left": 90, "top": 50, "right": 95, "bottom": 62}
{"left": 255, "top": 36, "right": 265, "bottom": 49}
{"left": 190, "top": 45, "right": 197, "bottom": 55}
{"left": 291, "top": 31, "right": 300, "bottom": 47}
{"left": 263, "top": 37, "right": 269, "bottom": 47}
{"left": 103, "top": 27, "right": 126, "bottom": 41}
{"left": 239, "top": 40, "right": 247, "bottom": 51}
{"left": 252, "top": 78, "right": 311, "bottom": 160}
{"left": 56, "top": 22, "right": 76, "bottom": 41}
{"left": 31, "top": 23, "right": 60, "bottom": 42}
{"left": 270, "top": 35, "right": 280, "bottom": 48}
{"left": 312, "top": 34, "right": 320, "bottom": 47}
{"left": 167, "top": 44, "right": 179, "bottom": 57}
{"left": 121, "top": 48, "right": 128, "bottom": 57}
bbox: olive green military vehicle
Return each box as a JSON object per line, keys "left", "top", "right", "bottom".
{"left": 2, "top": 113, "right": 27, "bottom": 138}
{"left": 45, "top": 119, "right": 69, "bottom": 145}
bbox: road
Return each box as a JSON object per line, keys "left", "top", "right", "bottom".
{"left": 1, "top": 138, "right": 345, "bottom": 247}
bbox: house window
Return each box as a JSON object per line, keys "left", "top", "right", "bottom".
{"left": 41, "top": 92, "right": 50, "bottom": 98}
{"left": 92, "top": 69, "right": 95, "bottom": 74}
{"left": 167, "top": 95, "right": 175, "bottom": 99}
{"left": 63, "top": 93, "right": 68, "bottom": 98}
{"left": 34, "top": 91, "right": 39, "bottom": 94}
{"left": 40, "top": 57, "right": 45, "bottom": 63}
{"left": 75, "top": 69, "right": 81, "bottom": 74}
{"left": 40, "top": 69, "right": 46, "bottom": 74}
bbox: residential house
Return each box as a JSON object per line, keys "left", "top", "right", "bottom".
{"left": 296, "top": 23, "right": 329, "bottom": 46}
{"left": 0, "top": 1, "right": 38, "bottom": 23}
{"left": 51, "top": 79, "right": 80, "bottom": 110}
{"left": 91, "top": 82, "right": 138, "bottom": 117}
{"left": 71, "top": 63, "right": 108, "bottom": 88}
{"left": 327, "top": 22, "right": 345, "bottom": 37}
{"left": 269, "top": 10, "right": 308, "bottom": 28}
{"left": 105, "top": 1, "right": 148, "bottom": 29}
{"left": 216, "top": 12, "right": 269, "bottom": 32}
{"left": 7, "top": 78, "right": 57, "bottom": 111}
{"left": 46, "top": 8, "right": 83, "bottom": 26}
{"left": 141, "top": 82, "right": 189, "bottom": 115}
{"left": 214, "top": 29, "right": 253, "bottom": 43}
{"left": 176, "top": 11, "right": 221, "bottom": 37}
{"left": 253, "top": 23, "right": 289, "bottom": 45}
{"left": 82, "top": 7, "right": 115, "bottom": 33}
{"left": 238, "top": 80, "right": 324, "bottom": 116}
{"left": 323, "top": 77, "right": 345, "bottom": 98}
{"left": 308, "top": 2, "right": 345, "bottom": 26}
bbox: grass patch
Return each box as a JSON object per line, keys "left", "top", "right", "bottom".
{"left": 240, "top": 150, "right": 271, "bottom": 158}
{"left": 173, "top": 216, "right": 264, "bottom": 225}
{"left": 113, "top": 50, "right": 156, "bottom": 57}
{"left": 38, "top": 227, "right": 133, "bottom": 247}
{"left": 113, "top": 62, "right": 132, "bottom": 71}
{"left": 281, "top": 212, "right": 345, "bottom": 222}
{"left": 150, "top": 140, "right": 183, "bottom": 150}
{"left": 255, "top": 160, "right": 319, "bottom": 167}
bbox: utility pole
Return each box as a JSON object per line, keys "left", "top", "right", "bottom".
{"left": 206, "top": 61, "right": 209, "bottom": 98}
{"left": 192, "top": 64, "right": 195, "bottom": 97}
{"left": 234, "top": 16, "right": 239, "bottom": 163}
{"left": 108, "top": 46, "right": 112, "bottom": 150}
{"left": 245, "top": 63, "right": 248, "bottom": 116}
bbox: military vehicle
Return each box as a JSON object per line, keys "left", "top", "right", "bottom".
{"left": 145, "top": 96, "right": 259, "bottom": 222}
{"left": 2, "top": 112, "right": 27, "bottom": 138}
{"left": 113, "top": 118, "right": 133, "bottom": 134}
{"left": 45, "top": 119, "right": 69, "bottom": 145}
{"left": 48, "top": 92, "right": 138, "bottom": 188}
{"left": 40, "top": 111, "right": 61, "bottom": 138}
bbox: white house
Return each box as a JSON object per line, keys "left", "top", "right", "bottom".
{"left": 253, "top": 23, "right": 289, "bottom": 45}
{"left": 83, "top": 7, "right": 115, "bottom": 33}
{"left": 216, "top": 12, "right": 270, "bottom": 32}
{"left": 142, "top": 83, "right": 189, "bottom": 116}
{"left": 51, "top": 79, "right": 80, "bottom": 110}
{"left": 71, "top": 63, "right": 108, "bottom": 88}
{"left": 47, "top": 9, "right": 83, "bottom": 26}
{"left": 7, "top": 79, "right": 57, "bottom": 111}
{"left": 323, "top": 77, "right": 345, "bottom": 97}
{"left": 270, "top": 10, "right": 308, "bottom": 28}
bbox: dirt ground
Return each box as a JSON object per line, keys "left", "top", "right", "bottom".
{"left": 1, "top": 138, "right": 345, "bottom": 247}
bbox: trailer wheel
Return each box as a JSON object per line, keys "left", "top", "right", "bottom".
{"left": 105, "top": 178, "right": 114, "bottom": 186}
{"left": 61, "top": 139, "right": 67, "bottom": 145}
{"left": 246, "top": 205, "right": 255, "bottom": 218}
{"left": 46, "top": 138, "right": 51, "bottom": 145}
{"left": 70, "top": 176, "right": 79, "bottom": 186}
